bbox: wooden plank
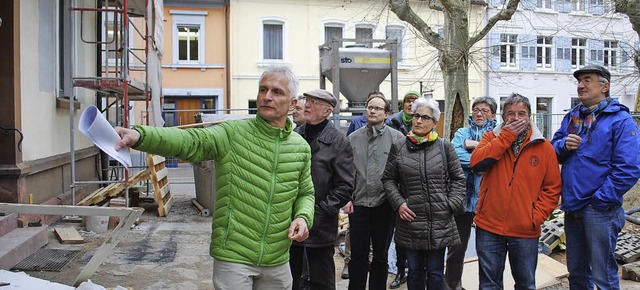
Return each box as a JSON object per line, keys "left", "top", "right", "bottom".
{"left": 54, "top": 227, "right": 84, "bottom": 244}
{"left": 150, "top": 155, "right": 165, "bottom": 165}
{"left": 146, "top": 154, "right": 173, "bottom": 217}
{"left": 155, "top": 167, "right": 168, "bottom": 182}
{"left": 538, "top": 253, "right": 569, "bottom": 278}
{"left": 157, "top": 184, "right": 171, "bottom": 199}
{"left": 158, "top": 195, "right": 174, "bottom": 217}
{"left": 76, "top": 169, "right": 151, "bottom": 206}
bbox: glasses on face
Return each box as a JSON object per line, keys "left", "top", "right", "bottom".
{"left": 472, "top": 109, "right": 491, "bottom": 115}
{"left": 305, "top": 97, "right": 330, "bottom": 107}
{"left": 573, "top": 78, "right": 605, "bottom": 86}
{"left": 366, "top": 105, "right": 385, "bottom": 112}
{"left": 412, "top": 113, "right": 434, "bottom": 122}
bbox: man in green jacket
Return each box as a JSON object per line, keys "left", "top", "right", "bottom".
{"left": 115, "top": 66, "right": 315, "bottom": 290}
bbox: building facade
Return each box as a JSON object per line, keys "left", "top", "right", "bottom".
{"left": 485, "top": 0, "right": 639, "bottom": 138}
{"left": 228, "top": 0, "right": 487, "bottom": 131}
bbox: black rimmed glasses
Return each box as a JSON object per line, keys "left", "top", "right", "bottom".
{"left": 305, "top": 97, "right": 331, "bottom": 107}
{"left": 472, "top": 109, "right": 491, "bottom": 115}
{"left": 366, "top": 105, "right": 385, "bottom": 112}
{"left": 412, "top": 113, "right": 434, "bottom": 122}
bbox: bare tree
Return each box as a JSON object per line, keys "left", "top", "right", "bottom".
{"left": 389, "top": 0, "right": 522, "bottom": 138}
{"left": 614, "top": 0, "right": 640, "bottom": 111}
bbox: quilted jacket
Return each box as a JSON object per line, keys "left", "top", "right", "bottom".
{"left": 382, "top": 137, "right": 466, "bottom": 251}
{"left": 133, "top": 116, "right": 315, "bottom": 266}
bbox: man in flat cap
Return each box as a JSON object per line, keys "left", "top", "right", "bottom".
{"left": 551, "top": 64, "right": 640, "bottom": 290}
{"left": 290, "top": 89, "right": 354, "bottom": 290}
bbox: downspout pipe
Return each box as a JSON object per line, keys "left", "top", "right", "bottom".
{"left": 224, "top": 0, "right": 231, "bottom": 112}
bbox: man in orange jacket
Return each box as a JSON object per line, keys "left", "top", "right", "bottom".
{"left": 470, "top": 93, "right": 561, "bottom": 290}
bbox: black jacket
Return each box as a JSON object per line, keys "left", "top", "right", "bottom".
{"left": 382, "top": 137, "right": 465, "bottom": 250}
{"left": 294, "top": 121, "right": 354, "bottom": 247}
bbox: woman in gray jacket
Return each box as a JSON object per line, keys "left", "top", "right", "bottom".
{"left": 382, "top": 97, "right": 466, "bottom": 290}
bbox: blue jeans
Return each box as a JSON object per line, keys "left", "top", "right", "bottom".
{"left": 565, "top": 205, "right": 625, "bottom": 290}
{"left": 476, "top": 227, "right": 538, "bottom": 290}
{"left": 405, "top": 248, "right": 445, "bottom": 290}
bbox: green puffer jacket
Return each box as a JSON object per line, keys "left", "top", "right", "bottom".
{"left": 132, "top": 116, "right": 315, "bottom": 267}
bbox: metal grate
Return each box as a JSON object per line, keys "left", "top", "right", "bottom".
{"left": 12, "top": 249, "right": 81, "bottom": 272}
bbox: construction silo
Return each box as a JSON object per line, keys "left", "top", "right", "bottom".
{"left": 319, "top": 39, "right": 399, "bottom": 121}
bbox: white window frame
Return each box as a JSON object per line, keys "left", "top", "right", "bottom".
{"left": 385, "top": 24, "right": 407, "bottom": 64}
{"left": 536, "top": 0, "right": 554, "bottom": 10}
{"left": 102, "top": 13, "right": 135, "bottom": 68}
{"left": 536, "top": 36, "right": 553, "bottom": 69}
{"left": 259, "top": 17, "right": 288, "bottom": 64}
{"left": 572, "top": 0, "right": 587, "bottom": 12}
{"left": 171, "top": 10, "right": 207, "bottom": 65}
{"left": 322, "top": 21, "right": 346, "bottom": 47}
{"left": 500, "top": 34, "right": 518, "bottom": 68}
{"left": 355, "top": 23, "right": 375, "bottom": 48}
{"left": 571, "top": 38, "right": 587, "bottom": 69}
{"left": 603, "top": 40, "right": 618, "bottom": 70}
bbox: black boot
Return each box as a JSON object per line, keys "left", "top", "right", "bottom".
{"left": 389, "top": 267, "right": 406, "bottom": 289}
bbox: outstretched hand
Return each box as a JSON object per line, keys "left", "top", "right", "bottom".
{"left": 114, "top": 127, "right": 141, "bottom": 151}
{"left": 288, "top": 217, "right": 309, "bottom": 242}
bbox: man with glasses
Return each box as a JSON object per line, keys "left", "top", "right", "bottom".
{"left": 470, "top": 93, "right": 561, "bottom": 289}
{"left": 445, "top": 96, "right": 497, "bottom": 290}
{"left": 551, "top": 65, "right": 640, "bottom": 290}
{"left": 344, "top": 93, "right": 405, "bottom": 290}
{"left": 290, "top": 89, "right": 354, "bottom": 290}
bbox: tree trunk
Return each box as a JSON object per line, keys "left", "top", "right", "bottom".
{"left": 440, "top": 4, "right": 470, "bottom": 140}
{"left": 441, "top": 59, "right": 469, "bottom": 139}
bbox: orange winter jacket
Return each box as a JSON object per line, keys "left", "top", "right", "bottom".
{"left": 470, "top": 121, "right": 561, "bottom": 238}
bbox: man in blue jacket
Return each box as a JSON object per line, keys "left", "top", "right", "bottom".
{"left": 551, "top": 65, "right": 640, "bottom": 290}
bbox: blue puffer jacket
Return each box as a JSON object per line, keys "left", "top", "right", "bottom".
{"left": 451, "top": 117, "right": 496, "bottom": 212}
{"left": 551, "top": 99, "right": 640, "bottom": 212}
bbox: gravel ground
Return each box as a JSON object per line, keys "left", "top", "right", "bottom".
{"left": 19, "top": 165, "right": 640, "bottom": 289}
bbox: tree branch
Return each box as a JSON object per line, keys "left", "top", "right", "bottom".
{"left": 469, "top": 0, "right": 521, "bottom": 45}
{"left": 389, "top": 0, "right": 443, "bottom": 48}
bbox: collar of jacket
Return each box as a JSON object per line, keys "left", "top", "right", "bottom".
{"left": 256, "top": 114, "right": 293, "bottom": 139}
{"left": 366, "top": 123, "right": 386, "bottom": 138}
{"left": 296, "top": 120, "right": 339, "bottom": 145}
{"left": 492, "top": 119, "right": 545, "bottom": 143}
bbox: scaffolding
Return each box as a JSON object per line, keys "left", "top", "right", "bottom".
{"left": 69, "top": 0, "right": 153, "bottom": 206}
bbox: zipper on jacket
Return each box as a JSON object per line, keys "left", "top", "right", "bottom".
{"left": 477, "top": 187, "right": 488, "bottom": 214}
{"left": 508, "top": 140, "right": 537, "bottom": 186}
{"left": 531, "top": 202, "right": 536, "bottom": 230}
{"left": 258, "top": 131, "right": 281, "bottom": 264}
{"left": 223, "top": 207, "right": 233, "bottom": 246}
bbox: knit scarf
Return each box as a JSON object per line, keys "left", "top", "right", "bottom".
{"left": 568, "top": 98, "right": 610, "bottom": 136}
{"left": 407, "top": 129, "right": 438, "bottom": 144}
{"left": 402, "top": 111, "right": 413, "bottom": 125}
{"left": 511, "top": 126, "right": 530, "bottom": 156}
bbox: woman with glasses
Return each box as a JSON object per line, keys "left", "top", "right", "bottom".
{"left": 444, "top": 97, "right": 497, "bottom": 290}
{"left": 382, "top": 97, "right": 466, "bottom": 290}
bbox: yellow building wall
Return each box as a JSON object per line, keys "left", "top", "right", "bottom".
{"left": 229, "top": 0, "right": 486, "bottom": 113}
{"left": 161, "top": 5, "right": 227, "bottom": 120}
